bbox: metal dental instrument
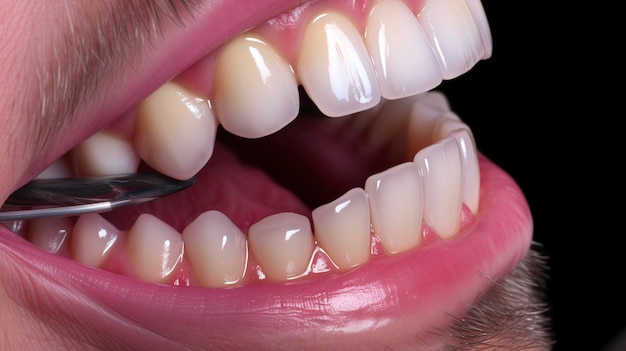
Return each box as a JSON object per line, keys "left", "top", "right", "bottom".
{"left": 0, "top": 173, "right": 195, "bottom": 221}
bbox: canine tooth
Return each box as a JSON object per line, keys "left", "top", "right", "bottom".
{"left": 365, "top": 0, "right": 442, "bottom": 99}
{"left": 298, "top": 12, "right": 380, "bottom": 117}
{"left": 312, "top": 188, "right": 371, "bottom": 270}
{"left": 71, "top": 214, "right": 120, "bottom": 268}
{"left": 414, "top": 137, "right": 463, "bottom": 238}
{"left": 248, "top": 212, "right": 315, "bottom": 282}
{"left": 214, "top": 35, "right": 299, "bottom": 139}
{"left": 127, "top": 214, "right": 184, "bottom": 283}
{"left": 182, "top": 211, "right": 248, "bottom": 287}
{"left": 35, "top": 157, "right": 72, "bottom": 179}
{"left": 70, "top": 130, "right": 139, "bottom": 176}
{"left": 27, "top": 217, "right": 72, "bottom": 256}
{"left": 365, "top": 162, "right": 424, "bottom": 254}
{"left": 417, "top": 0, "right": 485, "bottom": 79}
{"left": 135, "top": 81, "right": 218, "bottom": 180}
{"left": 464, "top": 0, "right": 493, "bottom": 59}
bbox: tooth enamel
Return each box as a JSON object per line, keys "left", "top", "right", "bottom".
{"left": 71, "top": 214, "right": 120, "bottom": 268}
{"left": 214, "top": 34, "right": 299, "bottom": 139}
{"left": 417, "top": 0, "right": 485, "bottom": 79}
{"left": 297, "top": 12, "right": 381, "bottom": 117}
{"left": 127, "top": 213, "right": 184, "bottom": 283}
{"left": 450, "top": 128, "right": 480, "bottom": 214}
{"left": 414, "top": 137, "right": 462, "bottom": 238}
{"left": 70, "top": 130, "right": 140, "bottom": 176}
{"left": 431, "top": 114, "right": 479, "bottom": 214}
{"left": 135, "top": 81, "right": 218, "bottom": 180}
{"left": 312, "top": 188, "right": 371, "bottom": 270}
{"left": 432, "top": 113, "right": 467, "bottom": 141}
{"left": 35, "top": 157, "right": 72, "bottom": 179}
{"left": 1, "top": 220, "right": 27, "bottom": 237}
{"left": 365, "top": 162, "right": 424, "bottom": 254}
{"left": 27, "top": 217, "right": 72, "bottom": 256}
{"left": 182, "top": 211, "right": 248, "bottom": 287}
{"left": 464, "top": 0, "right": 493, "bottom": 59}
{"left": 365, "top": 0, "right": 442, "bottom": 99}
{"left": 248, "top": 212, "right": 315, "bottom": 281}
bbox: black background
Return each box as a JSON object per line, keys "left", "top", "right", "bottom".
{"left": 437, "top": 2, "right": 623, "bottom": 350}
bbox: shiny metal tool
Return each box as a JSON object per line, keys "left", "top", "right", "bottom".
{"left": 0, "top": 173, "right": 195, "bottom": 221}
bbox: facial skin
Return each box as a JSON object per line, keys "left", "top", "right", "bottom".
{"left": 0, "top": 1, "right": 553, "bottom": 350}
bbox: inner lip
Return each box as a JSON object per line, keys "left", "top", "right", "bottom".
{"left": 0, "top": 0, "right": 535, "bottom": 349}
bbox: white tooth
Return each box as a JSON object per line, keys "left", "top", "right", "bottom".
{"left": 214, "top": 34, "right": 299, "bottom": 139}
{"left": 414, "top": 137, "right": 462, "bottom": 238}
{"left": 432, "top": 116, "right": 480, "bottom": 214}
{"left": 312, "top": 188, "right": 370, "bottom": 270}
{"left": 464, "top": 0, "right": 493, "bottom": 59}
{"left": 135, "top": 81, "right": 218, "bottom": 180}
{"left": 405, "top": 92, "right": 452, "bottom": 159}
{"left": 451, "top": 128, "right": 480, "bottom": 214}
{"left": 71, "top": 130, "right": 139, "bottom": 176}
{"left": 35, "top": 157, "right": 72, "bottom": 179}
{"left": 27, "top": 217, "right": 72, "bottom": 256}
{"left": 417, "top": 0, "right": 485, "bottom": 79}
{"left": 1, "top": 220, "right": 27, "bottom": 237}
{"left": 248, "top": 212, "right": 315, "bottom": 282}
{"left": 432, "top": 113, "right": 467, "bottom": 141}
{"left": 298, "top": 12, "right": 381, "bottom": 117}
{"left": 182, "top": 211, "right": 248, "bottom": 287}
{"left": 127, "top": 214, "right": 184, "bottom": 283}
{"left": 365, "top": 0, "right": 442, "bottom": 99}
{"left": 365, "top": 162, "right": 423, "bottom": 254}
{"left": 71, "top": 214, "right": 120, "bottom": 268}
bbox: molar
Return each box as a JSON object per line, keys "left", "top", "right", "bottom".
{"left": 27, "top": 217, "right": 72, "bottom": 256}
{"left": 70, "top": 130, "right": 140, "bottom": 176}
{"left": 35, "top": 157, "right": 72, "bottom": 179}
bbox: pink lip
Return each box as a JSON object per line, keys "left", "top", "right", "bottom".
{"left": 0, "top": 155, "right": 532, "bottom": 350}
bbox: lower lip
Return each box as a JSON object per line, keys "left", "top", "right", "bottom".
{"left": 0, "top": 154, "right": 532, "bottom": 349}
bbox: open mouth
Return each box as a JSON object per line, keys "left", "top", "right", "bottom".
{"left": 0, "top": 0, "right": 550, "bottom": 350}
